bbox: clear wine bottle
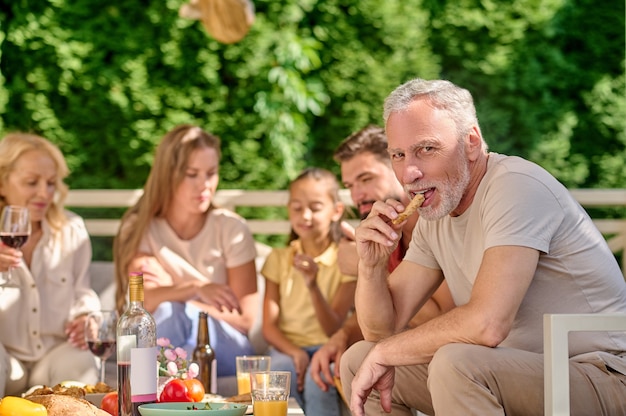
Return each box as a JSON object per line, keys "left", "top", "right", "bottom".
{"left": 117, "top": 272, "right": 157, "bottom": 416}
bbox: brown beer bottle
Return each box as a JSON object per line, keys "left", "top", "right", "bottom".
{"left": 192, "top": 311, "right": 216, "bottom": 393}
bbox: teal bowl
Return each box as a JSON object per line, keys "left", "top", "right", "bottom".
{"left": 138, "top": 402, "right": 247, "bottom": 416}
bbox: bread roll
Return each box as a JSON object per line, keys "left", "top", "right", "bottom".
{"left": 27, "top": 394, "right": 110, "bottom": 416}
{"left": 224, "top": 392, "right": 251, "bottom": 403}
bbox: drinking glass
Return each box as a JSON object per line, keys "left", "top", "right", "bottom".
{"left": 236, "top": 355, "right": 271, "bottom": 395}
{"left": 251, "top": 371, "right": 291, "bottom": 416}
{"left": 0, "top": 205, "right": 31, "bottom": 287}
{"left": 85, "top": 310, "right": 118, "bottom": 384}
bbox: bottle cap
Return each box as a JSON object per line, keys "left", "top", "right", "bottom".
{"left": 129, "top": 272, "right": 144, "bottom": 302}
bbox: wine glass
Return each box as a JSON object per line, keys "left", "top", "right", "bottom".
{"left": 85, "top": 310, "right": 118, "bottom": 384}
{"left": 0, "top": 205, "right": 31, "bottom": 287}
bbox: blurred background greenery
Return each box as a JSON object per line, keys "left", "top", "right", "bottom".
{"left": 2, "top": 0, "right": 624, "bottom": 259}
{"left": 1, "top": 0, "right": 624, "bottom": 192}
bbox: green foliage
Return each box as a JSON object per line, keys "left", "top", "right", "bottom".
{"left": 0, "top": 0, "right": 624, "bottom": 193}
{"left": 423, "top": 0, "right": 625, "bottom": 188}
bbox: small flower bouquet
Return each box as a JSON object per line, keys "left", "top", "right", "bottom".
{"left": 157, "top": 337, "right": 199, "bottom": 380}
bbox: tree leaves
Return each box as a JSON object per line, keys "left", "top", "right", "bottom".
{"left": 0, "top": 0, "right": 623, "bottom": 191}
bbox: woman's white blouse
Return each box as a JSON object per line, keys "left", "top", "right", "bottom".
{"left": 0, "top": 211, "right": 101, "bottom": 361}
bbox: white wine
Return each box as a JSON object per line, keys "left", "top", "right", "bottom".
{"left": 117, "top": 273, "right": 157, "bottom": 416}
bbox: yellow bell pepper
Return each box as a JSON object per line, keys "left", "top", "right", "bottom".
{"left": 0, "top": 396, "right": 47, "bottom": 416}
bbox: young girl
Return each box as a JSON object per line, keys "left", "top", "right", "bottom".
{"left": 261, "top": 167, "right": 355, "bottom": 416}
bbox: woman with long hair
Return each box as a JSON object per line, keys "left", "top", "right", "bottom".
{"left": 113, "top": 124, "right": 258, "bottom": 384}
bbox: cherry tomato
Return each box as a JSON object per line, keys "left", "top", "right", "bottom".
{"left": 183, "top": 378, "right": 205, "bottom": 402}
{"left": 159, "top": 379, "right": 192, "bottom": 402}
{"left": 101, "top": 391, "right": 119, "bottom": 416}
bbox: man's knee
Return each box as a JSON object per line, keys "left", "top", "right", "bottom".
{"left": 429, "top": 343, "right": 496, "bottom": 385}
{"left": 339, "top": 341, "right": 375, "bottom": 391}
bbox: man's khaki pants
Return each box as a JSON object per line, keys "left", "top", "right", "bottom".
{"left": 341, "top": 341, "right": 626, "bottom": 416}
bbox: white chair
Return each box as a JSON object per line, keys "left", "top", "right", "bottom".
{"left": 543, "top": 313, "right": 626, "bottom": 416}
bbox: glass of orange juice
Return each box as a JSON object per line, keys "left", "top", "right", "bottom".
{"left": 251, "top": 371, "right": 290, "bottom": 416}
{"left": 235, "top": 355, "right": 271, "bottom": 395}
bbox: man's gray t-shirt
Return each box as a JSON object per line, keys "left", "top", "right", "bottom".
{"left": 405, "top": 153, "right": 626, "bottom": 361}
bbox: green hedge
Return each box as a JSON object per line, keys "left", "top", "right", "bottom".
{"left": 0, "top": 0, "right": 624, "bottom": 191}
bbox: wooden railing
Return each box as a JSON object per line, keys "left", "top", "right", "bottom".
{"left": 65, "top": 189, "right": 358, "bottom": 237}
{"left": 66, "top": 188, "right": 626, "bottom": 276}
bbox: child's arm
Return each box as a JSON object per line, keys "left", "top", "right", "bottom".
{"left": 262, "top": 279, "right": 302, "bottom": 355}
{"left": 309, "top": 280, "right": 356, "bottom": 337}
{"left": 293, "top": 253, "right": 357, "bottom": 336}
{"left": 262, "top": 278, "right": 310, "bottom": 391}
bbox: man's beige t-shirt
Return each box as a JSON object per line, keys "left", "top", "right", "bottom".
{"left": 406, "top": 153, "right": 626, "bottom": 359}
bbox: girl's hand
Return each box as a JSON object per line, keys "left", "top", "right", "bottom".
{"left": 291, "top": 349, "right": 310, "bottom": 393}
{"left": 293, "top": 253, "right": 318, "bottom": 288}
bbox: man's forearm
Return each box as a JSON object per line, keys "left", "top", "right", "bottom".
{"left": 355, "top": 261, "right": 396, "bottom": 341}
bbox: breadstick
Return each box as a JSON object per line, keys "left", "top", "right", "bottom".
{"left": 392, "top": 193, "right": 424, "bottom": 224}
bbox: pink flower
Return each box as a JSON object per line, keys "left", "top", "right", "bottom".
{"left": 174, "top": 347, "right": 187, "bottom": 360}
{"left": 187, "top": 363, "right": 199, "bottom": 379}
{"left": 157, "top": 337, "right": 171, "bottom": 347}
{"left": 164, "top": 349, "right": 177, "bottom": 362}
{"left": 166, "top": 361, "right": 179, "bottom": 376}
{"left": 157, "top": 340, "right": 195, "bottom": 380}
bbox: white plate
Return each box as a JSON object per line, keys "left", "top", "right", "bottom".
{"left": 85, "top": 393, "right": 106, "bottom": 407}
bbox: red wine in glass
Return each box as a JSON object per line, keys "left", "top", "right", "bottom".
{"left": 85, "top": 310, "right": 118, "bottom": 384}
{"left": 0, "top": 206, "right": 31, "bottom": 287}
{"left": 0, "top": 233, "right": 29, "bottom": 249}
{"left": 87, "top": 340, "right": 116, "bottom": 360}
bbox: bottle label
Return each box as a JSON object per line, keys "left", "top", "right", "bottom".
{"left": 130, "top": 346, "right": 158, "bottom": 402}
{"left": 211, "top": 359, "right": 217, "bottom": 394}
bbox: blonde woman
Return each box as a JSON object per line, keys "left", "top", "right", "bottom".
{"left": 0, "top": 133, "right": 100, "bottom": 395}
{"left": 113, "top": 124, "right": 258, "bottom": 380}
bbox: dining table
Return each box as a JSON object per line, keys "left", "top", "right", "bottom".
{"left": 286, "top": 397, "right": 304, "bottom": 415}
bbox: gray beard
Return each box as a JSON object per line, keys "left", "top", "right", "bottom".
{"left": 419, "top": 159, "right": 471, "bottom": 221}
